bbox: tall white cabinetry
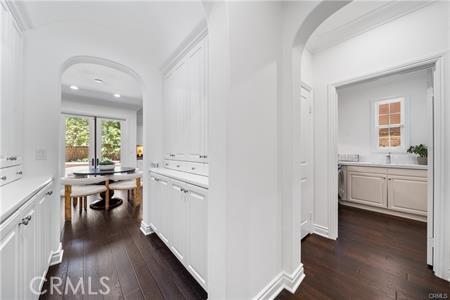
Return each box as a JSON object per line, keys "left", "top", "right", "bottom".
{"left": 164, "top": 35, "right": 208, "bottom": 163}
{"left": 0, "top": 2, "right": 24, "bottom": 169}
{"left": 0, "top": 182, "right": 55, "bottom": 299}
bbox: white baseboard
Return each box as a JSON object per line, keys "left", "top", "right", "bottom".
{"left": 313, "top": 224, "right": 329, "bottom": 238}
{"left": 140, "top": 220, "right": 154, "bottom": 236}
{"left": 253, "top": 264, "right": 305, "bottom": 300}
{"left": 49, "top": 242, "right": 64, "bottom": 266}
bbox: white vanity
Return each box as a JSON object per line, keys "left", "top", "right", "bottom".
{"left": 339, "top": 162, "right": 427, "bottom": 221}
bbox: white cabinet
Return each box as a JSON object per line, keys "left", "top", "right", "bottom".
{"left": 0, "top": 182, "right": 55, "bottom": 299}
{"left": 149, "top": 172, "right": 208, "bottom": 290}
{"left": 163, "top": 36, "right": 208, "bottom": 163}
{"left": 343, "top": 166, "right": 427, "bottom": 220}
{"left": 0, "top": 3, "right": 24, "bottom": 167}
{"left": 347, "top": 170, "right": 387, "bottom": 208}
{"left": 388, "top": 174, "right": 427, "bottom": 216}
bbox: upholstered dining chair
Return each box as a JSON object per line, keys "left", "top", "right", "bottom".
{"left": 108, "top": 172, "right": 143, "bottom": 205}
{"left": 60, "top": 176, "right": 108, "bottom": 221}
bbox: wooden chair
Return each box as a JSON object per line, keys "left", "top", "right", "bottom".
{"left": 60, "top": 176, "right": 108, "bottom": 221}
{"left": 109, "top": 172, "right": 142, "bottom": 205}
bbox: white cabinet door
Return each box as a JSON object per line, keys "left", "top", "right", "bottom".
{"left": 20, "top": 202, "right": 39, "bottom": 300}
{"left": 157, "top": 177, "right": 171, "bottom": 244}
{"left": 36, "top": 188, "right": 53, "bottom": 281}
{"left": 388, "top": 175, "right": 427, "bottom": 216}
{"left": 187, "top": 39, "right": 206, "bottom": 162}
{"left": 347, "top": 171, "right": 387, "bottom": 208}
{"left": 169, "top": 181, "right": 188, "bottom": 262}
{"left": 186, "top": 184, "right": 208, "bottom": 289}
{"left": 149, "top": 175, "right": 161, "bottom": 232}
{"left": 0, "top": 211, "right": 20, "bottom": 300}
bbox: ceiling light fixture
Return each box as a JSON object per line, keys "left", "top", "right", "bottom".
{"left": 113, "top": 93, "right": 121, "bottom": 98}
{"left": 70, "top": 85, "right": 79, "bottom": 90}
{"left": 94, "top": 78, "right": 104, "bottom": 84}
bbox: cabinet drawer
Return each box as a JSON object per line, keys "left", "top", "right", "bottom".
{"left": 0, "top": 156, "right": 22, "bottom": 168}
{"left": 0, "top": 165, "right": 23, "bottom": 187}
{"left": 387, "top": 168, "right": 427, "bottom": 178}
{"left": 346, "top": 166, "right": 386, "bottom": 174}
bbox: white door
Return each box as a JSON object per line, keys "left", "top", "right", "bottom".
{"left": 300, "top": 83, "right": 314, "bottom": 239}
{"left": 158, "top": 177, "right": 171, "bottom": 244}
{"left": 149, "top": 175, "right": 161, "bottom": 232}
{"left": 20, "top": 203, "right": 38, "bottom": 300}
{"left": 169, "top": 181, "right": 188, "bottom": 263}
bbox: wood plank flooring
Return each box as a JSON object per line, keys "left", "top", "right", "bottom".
{"left": 40, "top": 192, "right": 207, "bottom": 300}
{"left": 277, "top": 205, "right": 450, "bottom": 300}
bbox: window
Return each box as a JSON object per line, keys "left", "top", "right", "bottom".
{"left": 375, "top": 98, "right": 405, "bottom": 151}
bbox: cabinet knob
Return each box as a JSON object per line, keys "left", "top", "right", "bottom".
{"left": 176, "top": 165, "right": 180, "bottom": 168}
{"left": 16, "top": 171, "right": 23, "bottom": 175}
{"left": 19, "top": 216, "right": 31, "bottom": 226}
{"left": 7, "top": 156, "right": 17, "bottom": 161}
{"left": 46, "top": 191, "right": 53, "bottom": 195}
{"left": 1, "top": 176, "right": 6, "bottom": 181}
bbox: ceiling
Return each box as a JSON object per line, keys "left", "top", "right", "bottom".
{"left": 17, "top": 1, "right": 205, "bottom": 67}
{"left": 306, "top": 1, "right": 433, "bottom": 54}
{"left": 62, "top": 63, "right": 142, "bottom": 108}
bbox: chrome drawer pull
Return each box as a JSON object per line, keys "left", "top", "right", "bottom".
{"left": 1, "top": 176, "right": 7, "bottom": 181}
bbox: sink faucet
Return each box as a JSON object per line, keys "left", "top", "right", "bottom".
{"left": 386, "top": 152, "right": 391, "bottom": 164}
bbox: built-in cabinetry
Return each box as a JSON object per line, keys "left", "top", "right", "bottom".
{"left": 149, "top": 171, "right": 208, "bottom": 290}
{"left": 0, "top": 181, "right": 55, "bottom": 299}
{"left": 0, "top": 2, "right": 24, "bottom": 171}
{"left": 341, "top": 166, "right": 427, "bottom": 221}
{"left": 163, "top": 34, "right": 208, "bottom": 163}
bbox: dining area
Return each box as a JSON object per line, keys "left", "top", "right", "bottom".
{"left": 61, "top": 166, "right": 142, "bottom": 221}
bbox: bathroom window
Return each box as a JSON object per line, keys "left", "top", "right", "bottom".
{"left": 375, "top": 98, "right": 405, "bottom": 151}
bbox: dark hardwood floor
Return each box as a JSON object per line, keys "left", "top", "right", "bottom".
{"left": 40, "top": 191, "right": 207, "bottom": 300}
{"left": 278, "top": 205, "right": 450, "bottom": 300}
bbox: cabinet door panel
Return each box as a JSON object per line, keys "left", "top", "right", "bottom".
{"left": 169, "top": 182, "right": 188, "bottom": 262}
{"left": 149, "top": 175, "right": 161, "bottom": 232}
{"left": 187, "top": 185, "right": 207, "bottom": 288}
{"left": 158, "top": 178, "right": 171, "bottom": 244}
{"left": 388, "top": 176, "right": 427, "bottom": 216}
{"left": 21, "top": 205, "right": 38, "bottom": 300}
{"left": 347, "top": 172, "right": 387, "bottom": 208}
{"left": 0, "top": 213, "right": 20, "bottom": 300}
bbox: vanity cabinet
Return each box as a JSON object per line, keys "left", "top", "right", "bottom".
{"left": 1, "top": 2, "right": 24, "bottom": 169}
{"left": 163, "top": 35, "right": 208, "bottom": 163}
{"left": 343, "top": 166, "right": 427, "bottom": 220}
{"left": 149, "top": 172, "right": 208, "bottom": 290}
{"left": 0, "top": 181, "right": 55, "bottom": 299}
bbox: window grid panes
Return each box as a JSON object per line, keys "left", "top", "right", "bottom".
{"left": 375, "top": 98, "right": 404, "bottom": 149}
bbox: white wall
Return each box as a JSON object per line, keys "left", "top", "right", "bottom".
{"left": 310, "top": 2, "right": 449, "bottom": 236}
{"left": 61, "top": 96, "right": 138, "bottom": 169}
{"left": 338, "top": 69, "right": 431, "bottom": 164}
{"left": 300, "top": 49, "right": 314, "bottom": 87}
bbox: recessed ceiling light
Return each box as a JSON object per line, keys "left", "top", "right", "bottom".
{"left": 70, "top": 85, "right": 79, "bottom": 90}
{"left": 94, "top": 78, "right": 104, "bottom": 84}
{"left": 113, "top": 93, "right": 121, "bottom": 98}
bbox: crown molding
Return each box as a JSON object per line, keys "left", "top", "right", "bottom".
{"left": 160, "top": 19, "right": 207, "bottom": 74}
{"left": 3, "top": 0, "right": 33, "bottom": 32}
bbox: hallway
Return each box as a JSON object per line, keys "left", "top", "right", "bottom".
{"left": 278, "top": 206, "right": 450, "bottom": 299}
{"left": 40, "top": 193, "right": 207, "bottom": 299}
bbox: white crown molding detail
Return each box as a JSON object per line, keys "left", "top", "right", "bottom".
{"left": 140, "top": 221, "right": 154, "bottom": 236}
{"left": 313, "top": 224, "right": 329, "bottom": 239}
{"left": 308, "top": 1, "right": 434, "bottom": 54}
{"left": 160, "top": 19, "right": 207, "bottom": 74}
{"left": 3, "top": 0, "right": 33, "bottom": 31}
{"left": 49, "top": 242, "right": 64, "bottom": 266}
{"left": 253, "top": 264, "right": 305, "bottom": 300}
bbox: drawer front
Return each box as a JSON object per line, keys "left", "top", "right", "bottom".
{"left": 346, "top": 166, "right": 386, "bottom": 175}
{"left": 0, "top": 156, "right": 22, "bottom": 168}
{"left": 387, "top": 168, "right": 427, "bottom": 178}
{"left": 0, "top": 165, "right": 23, "bottom": 187}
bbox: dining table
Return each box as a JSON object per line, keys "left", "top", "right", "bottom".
{"left": 73, "top": 166, "right": 136, "bottom": 210}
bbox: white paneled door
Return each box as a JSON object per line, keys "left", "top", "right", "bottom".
{"left": 300, "top": 83, "right": 314, "bottom": 239}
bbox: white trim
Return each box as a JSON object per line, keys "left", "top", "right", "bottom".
{"left": 313, "top": 224, "right": 330, "bottom": 239}
{"left": 327, "top": 53, "right": 449, "bottom": 282}
{"left": 160, "top": 21, "right": 207, "bottom": 73}
{"left": 49, "top": 242, "right": 64, "bottom": 266}
{"left": 253, "top": 264, "right": 305, "bottom": 300}
{"left": 140, "top": 220, "right": 154, "bottom": 236}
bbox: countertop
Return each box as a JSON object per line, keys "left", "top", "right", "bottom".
{"left": 339, "top": 161, "right": 428, "bottom": 170}
{"left": 0, "top": 176, "right": 53, "bottom": 224}
{"left": 150, "top": 168, "right": 208, "bottom": 189}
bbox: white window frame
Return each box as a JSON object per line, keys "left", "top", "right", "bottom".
{"left": 374, "top": 97, "right": 406, "bottom": 152}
